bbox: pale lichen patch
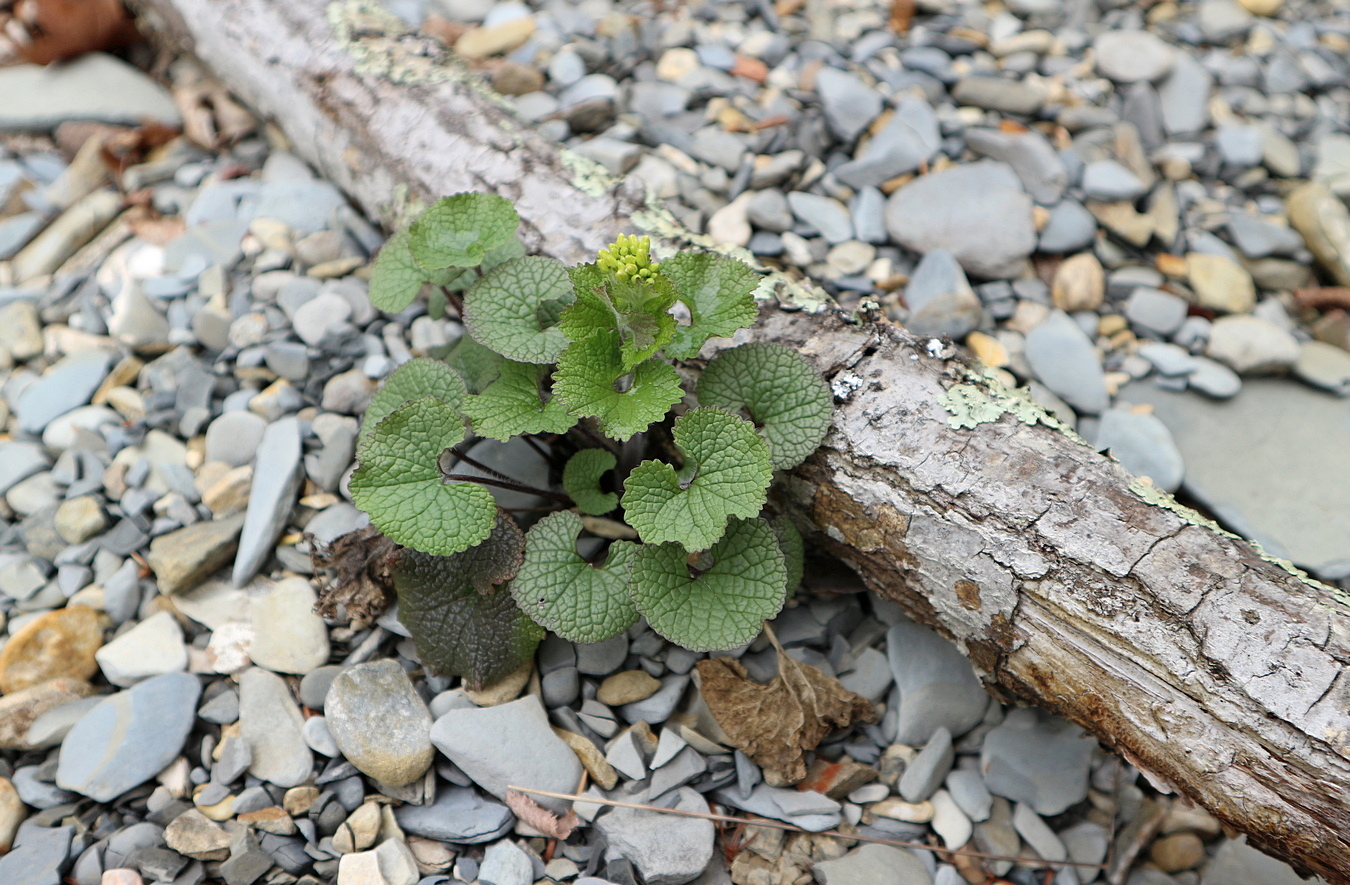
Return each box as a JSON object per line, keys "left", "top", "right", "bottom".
{"left": 327, "top": 0, "right": 454, "bottom": 84}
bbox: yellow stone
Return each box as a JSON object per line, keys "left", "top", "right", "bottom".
{"left": 454, "top": 17, "right": 536, "bottom": 60}
{"left": 871, "top": 798, "right": 934, "bottom": 823}
{"left": 553, "top": 727, "right": 618, "bottom": 790}
{"left": 1051, "top": 252, "right": 1105, "bottom": 312}
{"left": 463, "top": 659, "right": 532, "bottom": 706}
{"left": 965, "top": 331, "right": 1008, "bottom": 368}
{"left": 596, "top": 670, "right": 661, "bottom": 706}
{"left": 1186, "top": 252, "right": 1256, "bottom": 314}
{"left": 1237, "top": 0, "right": 1281, "bottom": 15}
{"left": 0, "top": 606, "right": 104, "bottom": 695}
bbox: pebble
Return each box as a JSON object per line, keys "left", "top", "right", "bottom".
{"left": 1025, "top": 309, "right": 1111, "bottom": 415}
{"left": 811, "top": 843, "right": 932, "bottom": 885}
{"left": 1094, "top": 408, "right": 1185, "bottom": 492}
{"left": 1186, "top": 253, "right": 1256, "bottom": 314}
{"left": 204, "top": 412, "right": 268, "bottom": 467}
{"left": 886, "top": 621, "right": 987, "bottom": 745}
{"left": 232, "top": 417, "right": 303, "bottom": 586}
{"left": 596, "top": 670, "right": 661, "bottom": 706}
{"left": 1012, "top": 801, "right": 1067, "bottom": 863}
{"left": 394, "top": 786, "right": 513, "bottom": 843}
{"left": 248, "top": 577, "right": 330, "bottom": 674}
{"left": 787, "top": 192, "right": 853, "bottom": 245}
{"left": 0, "top": 53, "right": 179, "bottom": 127}
{"left": 325, "top": 659, "right": 435, "bottom": 786}
{"left": 94, "top": 610, "right": 188, "bottom": 687}
{"left": 1094, "top": 31, "right": 1176, "bottom": 83}
{"left": 146, "top": 513, "right": 246, "bottom": 595}
{"left": 1051, "top": 253, "right": 1104, "bottom": 313}
{"left": 1205, "top": 315, "right": 1301, "bottom": 374}
{"left": 901, "top": 250, "right": 983, "bottom": 339}
{"left": 899, "top": 727, "right": 954, "bottom": 803}
{"left": 477, "top": 839, "right": 533, "bottom": 885}
{"left": 0, "top": 678, "right": 95, "bottom": 750}
{"left": 56, "top": 672, "right": 200, "bottom": 801}
{"left": 981, "top": 707, "right": 1095, "bottom": 816}
{"left": 429, "top": 695, "right": 582, "bottom": 813}
{"left": 964, "top": 127, "right": 1067, "bottom": 205}
{"left": 1082, "top": 161, "right": 1148, "bottom": 202}
{"left": 0, "top": 823, "right": 73, "bottom": 885}
{"left": 15, "top": 349, "right": 114, "bottom": 436}
{"left": 1202, "top": 836, "right": 1310, "bottom": 885}
{"left": 834, "top": 97, "right": 939, "bottom": 188}
{"left": 238, "top": 667, "right": 313, "bottom": 787}
{"left": 1125, "top": 288, "right": 1188, "bottom": 337}
{"left": 1288, "top": 182, "right": 1350, "bottom": 287}
{"left": 929, "top": 790, "right": 972, "bottom": 850}
{"left": 815, "top": 67, "right": 881, "bottom": 145}
{"left": 1294, "top": 341, "right": 1350, "bottom": 394}
{"left": 885, "top": 162, "right": 1035, "bottom": 280}
{"left": 0, "top": 606, "right": 103, "bottom": 694}
{"left": 594, "top": 787, "right": 714, "bottom": 885}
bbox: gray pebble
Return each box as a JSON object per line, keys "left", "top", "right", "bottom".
{"left": 1025, "top": 310, "right": 1110, "bottom": 415}
{"left": 1094, "top": 408, "right": 1185, "bottom": 492}
{"left": 899, "top": 726, "right": 954, "bottom": 803}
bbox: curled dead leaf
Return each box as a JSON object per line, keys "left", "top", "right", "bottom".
{"left": 310, "top": 525, "right": 398, "bottom": 623}
{"left": 695, "top": 630, "right": 876, "bottom": 785}
{"left": 505, "top": 790, "right": 581, "bottom": 839}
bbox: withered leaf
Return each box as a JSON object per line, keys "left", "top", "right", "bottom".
{"left": 505, "top": 790, "right": 581, "bottom": 840}
{"left": 310, "top": 524, "right": 399, "bottom": 622}
{"left": 696, "top": 638, "right": 877, "bottom": 785}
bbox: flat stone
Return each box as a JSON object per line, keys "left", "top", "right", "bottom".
{"left": 1025, "top": 310, "right": 1110, "bottom": 415}
{"left": 0, "top": 54, "right": 179, "bottom": 129}
{"left": 1119, "top": 379, "right": 1350, "bottom": 578}
{"left": 815, "top": 67, "right": 881, "bottom": 144}
{"left": 238, "top": 668, "right": 313, "bottom": 788}
{"left": 594, "top": 787, "right": 714, "bottom": 885}
{"left": 147, "top": 514, "right": 246, "bottom": 595}
{"left": 394, "top": 786, "right": 513, "bottom": 843}
{"left": 0, "top": 678, "right": 96, "bottom": 750}
{"left": 886, "top": 621, "right": 987, "bottom": 745}
{"left": 1157, "top": 53, "right": 1213, "bottom": 136}
{"left": 787, "top": 192, "right": 853, "bottom": 245}
{"left": 834, "top": 97, "right": 939, "bottom": 189}
{"left": 429, "top": 695, "right": 582, "bottom": 813}
{"left": 981, "top": 707, "right": 1095, "bottom": 816}
{"left": 1094, "top": 408, "right": 1185, "bottom": 492}
{"left": 1186, "top": 357, "right": 1242, "bottom": 399}
{"left": 1201, "top": 836, "right": 1311, "bottom": 885}
{"left": 885, "top": 161, "right": 1035, "bottom": 279}
{"left": 1012, "top": 801, "right": 1067, "bottom": 863}
{"left": 232, "top": 417, "right": 303, "bottom": 586}
{"left": 94, "top": 610, "right": 188, "bottom": 687}
{"left": 1205, "top": 316, "right": 1300, "bottom": 374}
{"left": 15, "top": 349, "right": 113, "bottom": 435}
{"left": 618, "top": 673, "right": 688, "bottom": 724}
{"left": 56, "top": 672, "right": 200, "bottom": 801}
{"left": 0, "top": 824, "right": 71, "bottom": 885}
{"left": 326, "top": 659, "right": 434, "bottom": 786}
{"left": 1187, "top": 253, "right": 1255, "bottom": 314}
{"left": 1295, "top": 341, "right": 1350, "bottom": 395}
{"left": 596, "top": 670, "right": 662, "bottom": 706}
{"left": 0, "top": 442, "right": 50, "bottom": 496}
{"left": 930, "top": 789, "right": 972, "bottom": 850}
{"left": 337, "top": 838, "right": 418, "bottom": 885}
{"left": 713, "top": 783, "right": 841, "bottom": 831}
{"left": 477, "top": 839, "right": 532, "bottom": 885}
{"left": 1094, "top": 31, "right": 1175, "bottom": 83}
{"left": 165, "top": 809, "right": 232, "bottom": 862}
{"left": 838, "top": 647, "right": 893, "bottom": 703}
{"left": 1288, "top": 182, "right": 1350, "bottom": 287}
{"left": 204, "top": 412, "right": 268, "bottom": 468}
{"left": 951, "top": 77, "right": 1046, "bottom": 115}
{"left": 575, "top": 635, "right": 629, "bottom": 675}
{"left": 1125, "top": 288, "right": 1188, "bottom": 336}
{"left": 964, "top": 127, "right": 1067, "bottom": 205}
{"left": 0, "top": 300, "right": 42, "bottom": 361}
{"left": 1082, "top": 160, "right": 1147, "bottom": 202}
{"left": 899, "top": 726, "right": 954, "bottom": 803}
{"left": 1051, "top": 253, "right": 1104, "bottom": 313}
{"left": 811, "top": 843, "right": 932, "bottom": 885}
{"left": 945, "top": 769, "right": 992, "bottom": 822}
{"left": 0, "top": 606, "right": 104, "bottom": 695}
{"left": 248, "top": 577, "right": 330, "bottom": 674}
{"left": 901, "top": 250, "right": 983, "bottom": 339}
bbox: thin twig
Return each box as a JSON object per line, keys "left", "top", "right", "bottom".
{"left": 506, "top": 786, "right": 1110, "bottom": 870}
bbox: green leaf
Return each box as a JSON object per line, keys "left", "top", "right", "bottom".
{"left": 562, "top": 264, "right": 678, "bottom": 371}
{"left": 696, "top": 342, "right": 832, "bottom": 470}
{"left": 360, "top": 358, "right": 468, "bottom": 449}
{"left": 462, "top": 256, "right": 575, "bottom": 364}
{"left": 369, "top": 229, "right": 427, "bottom": 313}
{"left": 661, "top": 252, "right": 761, "bottom": 360}
{"left": 460, "top": 360, "right": 576, "bottom": 441}
{"left": 393, "top": 516, "right": 542, "bottom": 690}
{"left": 510, "top": 510, "right": 639, "bottom": 643}
{"left": 553, "top": 333, "right": 684, "bottom": 442}
{"left": 562, "top": 449, "right": 618, "bottom": 515}
{"left": 445, "top": 334, "right": 504, "bottom": 394}
{"left": 621, "top": 407, "right": 771, "bottom": 551}
{"left": 771, "top": 514, "right": 804, "bottom": 593}
{"left": 408, "top": 193, "right": 520, "bottom": 270}
{"left": 349, "top": 397, "right": 497, "bottom": 556}
{"left": 630, "top": 517, "right": 787, "bottom": 652}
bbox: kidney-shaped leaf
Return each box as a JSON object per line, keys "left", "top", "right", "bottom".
{"left": 360, "top": 358, "right": 467, "bottom": 449}
{"left": 408, "top": 193, "right": 520, "bottom": 270}
{"left": 462, "top": 256, "right": 575, "bottom": 364}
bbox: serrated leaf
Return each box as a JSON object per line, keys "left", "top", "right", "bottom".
{"left": 562, "top": 264, "right": 678, "bottom": 371}
{"left": 360, "top": 358, "right": 468, "bottom": 449}
{"left": 460, "top": 360, "right": 576, "bottom": 441}
{"left": 562, "top": 449, "right": 618, "bottom": 515}
{"left": 445, "top": 334, "right": 504, "bottom": 394}
{"left": 510, "top": 510, "right": 638, "bottom": 643}
{"left": 621, "top": 408, "right": 771, "bottom": 551}
{"left": 369, "top": 229, "right": 427, "bottom": 313}
{"left": 349, "top": 397, "right": 497, "bottom": 556}
{"left": 393, "top": 516, "right": 541, "bottom": 690}
{"left": 696, "top": 633, "right": 876, "bottom": 783}
{"left": 408, "top": 193, "right": 520, "bottom": 270}
{"left": 462, "top": 256, "right": 575, "bottom": 364}
{"left": 661, "top": 252, "right": 761, "bottom": 360}
{"left": 553, "top": 333, "right": 684, "bottom": 442}
{"left": 771, "top": 514, "right": 805, "bottom": 593}
{"left": 696, "top": 342, "right": 832, "bottom": 470}
{"left": 630, "top": 517, "right": 787, "bottom": 651}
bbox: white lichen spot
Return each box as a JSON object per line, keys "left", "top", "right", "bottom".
{"left": 831, "top": 372, "right": 864, "bottom": 402}
{"left": 926, "top": 338, "right": 955, "bottom": 359}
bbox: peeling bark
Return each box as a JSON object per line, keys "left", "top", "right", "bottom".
{"left": 129, "top": 0, "right": 1350, "bottom": 879}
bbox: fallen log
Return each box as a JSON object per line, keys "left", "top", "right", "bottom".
{"left": 127, "top": 0, "right": 1350, "bottom": 879}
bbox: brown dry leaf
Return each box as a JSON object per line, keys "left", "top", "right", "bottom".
{"left": 505, "top": 791, "right": 581, "bottom": 840}
{"left": 888, "top": 0, "right": 916, "bottom": 34}
{"left": 310, "top": 525, "right": 398, "bottom": 622}
{"left": 696, "top": 632, "right": 877, "bottom": 785}
{"left": 4, "top": 0, "right": 141, "bottom": 65}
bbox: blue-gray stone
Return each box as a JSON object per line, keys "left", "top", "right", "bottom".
{"left": 834, "top": 97, "right": 939, "bottom": 188}
{"left": 1038, "top": 199, "right": 1098, "bottom": 253}
{"left": 786, "top": 192, "right": 853, "bottom": 245}
{"left": 887, "top": 620, "right": 988, "bottom": 745}
{"left": 1094, "top": 408, "right": 1185, "bottom": 492}
{"left": 15, "top": 350, "right": 113, "bottom": 435}
{"left": 0, "top": 824, "right": 72, "bottom": 885}
{"left": 618, "top": 674, "right": 688, "bottom": 725}
{"left": 899, "top": 726, "right": 954, "bottom": 803}
{"left": 902, "top": 250, "right": 984, "bottom": 339}
{"left": 0, "top": 442, "right": 50, "bottom": 495}
{"left": 965, "top": 127, "right": 1067, "bottom": 205}
{"left": 232, "top": 417, "right": 303, "bottom": 586}
{"left": 815, "top": 67, "right": 881, "bottom": 145}
{"left": 394, "top": 786, "right": 514, "bottom": 843}
{"left": 980, "top": 707, "right": 1095, "bottom": 816}
{"left": 1025, "top": 310, "right": 1110, "bottom": 414}
{"left": 595, "top": 787, "right": 715, "bottom": 885}
{"left": 56, "top": 673, "right": 201, "bottom": 802}
{"left": 1081, "top": 160, "right": 1147, "bottom": 202}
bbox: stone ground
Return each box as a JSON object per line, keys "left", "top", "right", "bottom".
{"left": 0, "top": 0, "right": 1346, "bottom": 882}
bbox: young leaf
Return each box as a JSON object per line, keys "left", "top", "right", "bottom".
{"left": 462, "top": 256, "right": 575, "bottom": 364}
{"left": 771, "top": 514, "right": 805, "bottom": 593}
{"left": 553, "top": 333, "right": 684, "bottom": 442}
{"left": 629, "top": 517, "right": 788, "bottom": 652}
{"left": 368, "top": 229, "right": 427, "bottom": 314}
{"left": 460, "top": 360, "right": 576, "bottom": 441}
{"left": 349, "top": 397, "right": 497, "bottom": 556}
{"left": 562, "top": 264, "right": 678, "bottom": 370}
{"left": 562, "top": 449, "right": 618, "bottom": 515}
{"left": 393, "top": 517, "right": 542, "bottom": 690}
{"left": 445, "top": 333, "right": 504, "bottom": 394}
{"left": 696, "top": 342, "right": 832, "bottom": 470}
{"left": 510, "top": 510, "right": 638, "bottom": 643}
{"left": 661, "top": 251, "right": 761, "bottom": 360}
{"left": 621, "top": 407, "right": 772, "bottom": 551}
{"left": 360, "top": 358, "right": 468, "bottom": 449}
{"left": 408, "top": 193, "right": 520, "bottom": 270}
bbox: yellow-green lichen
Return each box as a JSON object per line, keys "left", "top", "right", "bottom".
{"left": 327, "top": 0, "right": 455, "bottom": 84}
{"left": 942, "top": 370, "right": 1083, "bottom": 445}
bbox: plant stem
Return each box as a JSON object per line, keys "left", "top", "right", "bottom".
{"left": 444, "top": 473, "right": 573, "bottom": 503}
